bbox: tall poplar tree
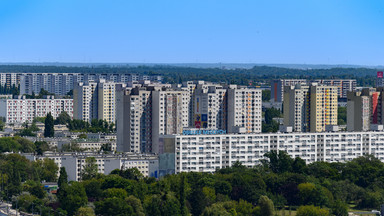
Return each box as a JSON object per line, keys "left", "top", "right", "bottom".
{"left": 44, "top": 112, "right": 54, "bottom": 137}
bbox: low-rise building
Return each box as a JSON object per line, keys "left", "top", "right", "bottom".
{"left": 0, "top": 96, "right": 73, "bottom": 123}
{"left": 23, "top": 152, "right": 158, "bottom": 181}
{"left": 159, "top": 130, "right": 384, "bottom": 175}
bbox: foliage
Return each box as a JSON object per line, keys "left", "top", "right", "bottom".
{"left": 55, "top": 111, "right": 71, "bottom": 125}
{"left": 35, "top": 141, "right": 50, "bottom": 155}
{"left": 58, "top": 182, "right": 88, "bottom": 215}
{"left": 0, "top": 137, "right": 35, "bottom": 153}
{"left": 16, "top": 122, "right": 40, "bottom": 137}
{"left": 32, "top": 158, "right": 59, "bottom": 182}
{"left": 67, "top": 119, "right": 115, "bottom": 133}
{"left": 58, "top": 167, "right": 68, "bottom": 188}
{"left": 110, "top": 168, "right": 144, "bottom": 181}
{"left": 296, "top": 205, "right": 329, "bottom": 216}
{"left": 338, "top": 106, "right": 347, "bottom": 125}
{"left": 81, "top": 157, "right": 98, "bottom": 181}
{"left": 331, "top": 200, "right": 348, "bottom": 216}
{"left": 262, "top": 89, "right": 271, "bottom": 102}
{"left": 262, "top": 107, "right": 282, "bottom": 133}
{"left": 75, "top": 206, "right": 95, "bottom": 216}
{"left": 44, "top": 112, "right": 54, "bottom": 137}
{"left": 258, "top": 195, "right": 274, "bottom": 216}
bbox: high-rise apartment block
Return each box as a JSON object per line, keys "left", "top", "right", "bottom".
{"left": 98, "top": 81, "right": 117, "bottom": 124}
{"left": 116, "top": 86, "right": 153, "bottom": 153}
{"left": 347, "top": 88, "right": 384, "bottom": 131}
{"left": 193, "top": 85, "right": 227, "bottom": 129}
{"left": 0, "top": 96, "right": 73, "bottom": 123}
{"left": 73, "top": 82, "right": 99, "bottom": 122}
{"left": 310, "top": 85, "right": 338, "bottom": 132}
{"left": 283, "top": 84, "right": 338, "bottom": 132}
{"left": 117, "top": 82, "right": 263, "bottom": 154}
{"left": 227, "top": 86, "right": 262, "bottom": 133}
{"left": 283, "top": 84, "right": 310, "bottom": 132}
{"left": 152, "top": 90, "right": 190, "bottom": 153}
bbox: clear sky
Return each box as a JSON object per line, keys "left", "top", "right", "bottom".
{"left": 0, "top": 0, "right": 383, "bottom": 65}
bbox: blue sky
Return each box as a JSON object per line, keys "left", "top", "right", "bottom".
{"left": 0, "top": 0, "right": 383, "bottom": 65}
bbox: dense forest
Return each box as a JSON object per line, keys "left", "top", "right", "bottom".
{"left": 1, "top": 137, "right": 384, "bottom": 216}
{"left": 0, "top": 64, "right": 379, "bottom": 86}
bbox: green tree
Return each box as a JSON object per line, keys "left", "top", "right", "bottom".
{"left": 59, "top": 182, "right": 88, "bottom": 215}
{"left": 262, "top": 150, "right": 294, "bottom": 173}
{"left": 81, "top": 157, "right": 98, "bottom": 180}
{"left": 262, "top": 90, "right": 271, "bottom": 102}
{"left": 96, "top": 197, "right": 132, "bottom": 216}
{"left": 44, "top": 112, "right": 54, "bottom": 137}
{"left": 35, "top": 141, "right": 50, "bottom": 155}
{"left": 258, "top": 195, "right": 274, "bottom": 216}
{"left": 264, "top": 107, "right": 281, "bottom": 124}
{"left": 58, "top": 167, "right": 68, "bottom": 188}
{"left": 125, "top": 195, "right": 145, "bottom": 216}
{"left": 75, "top": 206, "right": 95, "bottom": 216}
{"left": 22, "top": 180, "right": 46, "bottom": 199}
{"left": 331, "top": 200, "right": 348, "bottom": 216}
{"left": 55, "top": 111, "right": 71, "bottom": 125}
{"left": 103, "top": 188, "right": 128, "bottom": 199}
{"left": 83, "top": 179, "right": 103, "bottom": 201}
{"left": 32, "top": 158, "right": 59, "bottom": 182}
{"left": 201, "top": 202, "right": 233, "bottom": 216}
{"left": 144, "top": 193, "right": 181, "bottom": 216}
{"left": 338, "top": 106, "right": 347, "bottom": 125}
{"left": 296, "top": 205, "right": 329, "bottom": 216}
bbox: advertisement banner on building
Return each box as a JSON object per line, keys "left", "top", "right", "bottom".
{"left": 378, "top": 71, "right": 383, "bottom": 78}
{"left": 195, "top": 121, "right": 201, "bottom": 128}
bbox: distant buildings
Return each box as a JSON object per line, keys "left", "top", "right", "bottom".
{"left": 271, "top": 79, "right": 307, "bottom": 102}
{"left": 0, "top": 95, "right": 73, "bottom": 123}
{"left": 283, "top": 84, "right": 338, "bottom": 132}
{"left": 18, "top": 73, "right": 163, "bottom": 96}
{"left": 271, "top": 79, "right": 356, "bottom": 102}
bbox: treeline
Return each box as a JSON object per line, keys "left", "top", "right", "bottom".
{"left": 55, "top": 112, "right": 115, "bottom": 133}
{"left": 0, "top": 84, "right": 19, "bottom": 95}
{"left": 0, "top": 136, "right": 51, "bottom": 155}
{"left": 0, "top": 65, "right": 379, "bottom": 86}
{"left": 5, "top": 150, "right": 384, "bottom": 215}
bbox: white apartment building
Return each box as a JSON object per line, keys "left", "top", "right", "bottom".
{"left": 23, "top": 152, "right": 159, "bottom": 181}
{"left": 116, "top": 87, "right": 152, "bottom": 153}
{"left": 283, "top": 85, "right": 310, "bottom": 132}
{"left": 0, "top": 73, "right": 19, "bottom": 88}
{"left": 19, "top": 73, "right": 163, "bottom": 96}
{"left": 227, "top": 86, "right": 262, "bottom": 133}
{"left": 193, "top": 85, "right": 227, "bottom": 130}
{"left": 0, "top": 96, "right": 73, "bottom": 123}
{"left": 73, "top": 82, "right": 98, "bottom": 122}
{"left": 152, "top": 90, "right": 190, "bottom": 154}
{"left": 20, "top": 73, "right": 80, "bottom": 95}
{"left": 98, "top": 81, "right": 117, "bottom": 124}
{"left": 159, "top": 131, "right": 384, "bottom": 175}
